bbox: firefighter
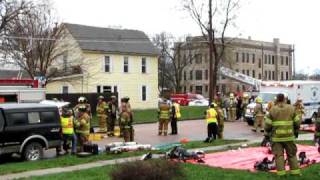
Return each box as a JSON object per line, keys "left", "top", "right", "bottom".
{"left": 170, "top": 101, "right": 181, "bottom": 135}
{"left": 75, "top": 105, "right": 90, "bottom": 152}
{"left": 293, "top": 98, "right": 305, "bottom": 122}
{"left": 264, "top": 93, "right": 301, "bottom": 176}
{"left": 314, "top": 107, "right": 320, "bottom": 153}
{"left": 215, "top": 102, "right": 224, "bottom": 139}
{"left": 107, "top": 95, "right": 118, "bottom": 136}
{"left": 242, "top": 93, "right": 250, "bottom": 119}
{"left": 204, "top": 103, "right": 218, "bottom": 143}
{"left": 158, "top": 99, "right": 171, "bottom": 136}
{"left": 252, "top": 97, "right": 265, "bottom": 133}
{"left": 96, "top": 96, "right": 108, "bottom": 133}
{"left": 60, "top": 107, "right": 77, "bottom": 154}
{"left": 120, "top": 111, "right": 133, "bottom": 142}
{"left": 228, "top": 93, "right": 237, "bottom": 121}
{"left": 119, "top": 96, "right": 133, "bottom": 140}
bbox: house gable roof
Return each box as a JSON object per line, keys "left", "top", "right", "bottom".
{"left": 63, "top": 23, "right": 159, "bottom": 56}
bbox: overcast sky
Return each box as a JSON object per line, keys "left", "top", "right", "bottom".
{"left": 52, "top": 0, "right": 320, "bottom": 73}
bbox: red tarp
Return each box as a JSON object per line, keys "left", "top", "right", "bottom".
{"left": 192, "top": 145, "right": 320, "bottom": 172}
{"left": 300, "top": 124, "right": 315, "bottom": 132}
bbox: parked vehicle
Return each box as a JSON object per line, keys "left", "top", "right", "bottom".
{"left": 188, "top": 99, "right": 209, "bottom": 106}
{"left": 245, "top": 81, "right": 320, "bottom": 125}
{"left": 171, "top": 93, "right": 205, "bottom": 106}
{"left": 0, "top": 103, "right": 61, "bottom": 161}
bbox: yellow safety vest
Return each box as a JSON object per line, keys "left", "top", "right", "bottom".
{"left": 206, "top": 108, "right": 217, "bottom": 124}
{"left": 61, "top": 117, "right": 74, "bottom": 135}
{"left": 174, "top": 103, "right": 181, "bottom": 119}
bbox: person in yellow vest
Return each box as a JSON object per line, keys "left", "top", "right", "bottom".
{"left": 265, "top": 93, "right": 301, "bottom": 176}
{"left": 252, "top": 97, "right": 265, "bottom": 132}
{"left": 228, "top": 93, "right": 237, "bottom": 121}
{"left": 204, "top": 103, "right": 218, "bottom": 143}
{"left": 158, "top": 99, "right": 171, "bottom": 136}
{"left": 96, "top": 96, "right": 108, "bottom": 133}
{"left": 170, "top": 102, "right": 181, "bottom": 135}
{"left": 75, "top": 105, "right": 90, "bottom": 152}
{"left": 215, "top": 102, "right": 225, "bottom": 139}
{"left": 293, "top": 98, "right": 305, "bottom": 122}
{"left": 60, "top": 107, "right": 77, "bottom": 154}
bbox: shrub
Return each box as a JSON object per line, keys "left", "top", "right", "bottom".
{"left": 110, "top": 159, "right": 185, "bottom": 180}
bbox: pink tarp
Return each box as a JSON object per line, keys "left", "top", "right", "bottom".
{"left": 193, "top": 145, "right": 320, "bottom": 172}
{"left": 300, "top": 124, "right": 315, "bottom": 132}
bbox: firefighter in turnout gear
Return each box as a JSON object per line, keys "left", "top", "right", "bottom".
{"left": 75, "top": 105, "right": 90, "bottom": 152}
{"left": 119, "top": 97, "right": 133, "bottom": 140}
{"left": 60, "top": 107, "right": 77, "bottom": 154}
{"left": 242, "top": 93, "right": 250, "bottom": 119}
{"left": 170, "top": 102, "right": 181, "bottom": 135}
{"left": 314, "top": 107, "right": 320, "bottom": 153}
{"left": 120, "top": 111, "right": 133, "bottom": 142}
{"left": 264, "top": 93, "right": 301, "bottom": 176}
{"left": 96, "top": 96, "right": 108, "bottom": 133}
{"left": 204, "top": 103, "right": 218, "bottom": 143}
{"left": 158, "top": 99, "right": 171, "bottom": 136}
{"left": 294, "top": 98, "right": 305, "bottom": 122}
{"left": 107, "top": 96, "right": 118, "bottom": 136}
{"left": 253, "top": 97, "right": 265, "bottom": 133}
{"left": 228, "top": 93, "right": 237, "bottom": 121}
{"left": 215, "top": 102, "right": 225, "bottom": 139}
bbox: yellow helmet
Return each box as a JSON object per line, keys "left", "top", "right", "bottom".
{"left": 256, "top": 97, "right": 263, "bottom": 103}
{"left": 230, "top": 93, "right": 234, "bottom": 98}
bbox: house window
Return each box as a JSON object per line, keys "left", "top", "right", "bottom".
{"left": 142, "top": 86, "right": 147, "bottom": 101}
{"left": 242, "top": 69, "right": 245, "bottom": 74}
{"left": 281, "top": 58, "right": 284, "bottom": 65}
{"left": 184, "top": 71, "right": 187, "bottom": 81}
{"left": 264, "top": 55, "right": 267, "bottom": 64}
{"left": 195, "top": 86, "right": 203, "bottom": 94}
{"left": 246, "top": 53, "right": 249, "bottom": 63}
{"left": 252, "top": 70, "right": 255, "bottom": 78}
{"left": 252, "top": 54, "right": 255, "bottom": 64}
{"left": 236, "top": 52, "right": 239, "bottom": 62}
{"left": 258, "top": 59, "right": 262, "bottom": 68}
{"left": 268, "top": 55, "right": 271, "bottom": 64}
{"left": 258, "top": 73, "right": 262, "bottom": 79}
{"left": 195, "top": 70, "right": 202, "bottom": 80}
{"left": 104, "top": 56, "right": 110, "bottom": 72}
{"left": 268, "top": 71, "right": 271, "bottom": 80}
{"left": 264, "top": 71, "right": 267, "bottom": 80}
{"left": 142, "top": 57, "right": 146, "bottom": 73}
{"left": 195, "top": 54, "right": 202, "bottom": 64}
{"left": 281, "top": 72, "right": 284, "bottom": 80}
{"left": 286, "top": 57, "right": 289, "bottom": 66}
{"left": 103, "top": 86, "right": 112, "bottom": 93}
{"left": 286, "top": 72, "right": 289, "bottom": 80}
{"left": 190, "top": 85, "right": 193, "bottom": 92}
{"left": 123, "top": 57, "right": 129, "bottom": 73}
{"left": 62, "top": 86, "right": 69, "bottom": 94}
{"left": 97, "top": 86, "right": 101, "bottom": 93}
{"left": 205, "top": 69, "right": 208, "bottom": 80}
{"left": 114, "top": 86, "right": 118, "bottom": 93}
{"left": 205, "top": 85, "right": 208, "bottom": 92}
{"left": 242, "top": 53, "right": 245, "bottom": 63}
{"left": 189, "top": 70, "right": 193, "bottom": 80}
{"left": 272, "top": 55, "right": 275, "bottom": 64}
{"left": 63, "top": 52, "right": 68, "bottom": 72}
{"left": 272, "top": 71, "right": 275, "bottom": 80}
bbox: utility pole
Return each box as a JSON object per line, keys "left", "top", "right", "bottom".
{"left": 208, "top": 0, "right": 214, "bottom": 104}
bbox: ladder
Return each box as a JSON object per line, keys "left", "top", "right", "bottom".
{"left": 219, "top": 66, "right": 262, "bottom": 90}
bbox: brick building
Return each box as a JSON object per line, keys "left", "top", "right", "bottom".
{"left": 178, "top": 37, "right": 294, "bottom": 97}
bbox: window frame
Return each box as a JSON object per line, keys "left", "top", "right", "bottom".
{"left": 104, "top": 56, "right": 111, "bottom": 73}
{"left": 123, "top": 56, "right": 129, "bottom": 73}
{"left": 141, "top": 57, "right": 147, "bottom": 73}
{"left": 141, "top": 85, "right": 147, "bottom": 101}
{"left": 62, "top": 85, "right": 69, "bottom": 94}
{"left": 195, "top": 70, "right": 203, "bottom": 80}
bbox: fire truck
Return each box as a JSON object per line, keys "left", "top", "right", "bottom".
{"left": 0, "top": 79, "right": 46, "bottom": 103}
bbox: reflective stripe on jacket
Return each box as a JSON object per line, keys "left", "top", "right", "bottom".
{"left": 61, "top": 117, "right": 74, "bottom": 135}
{"left": 206, "top": 108, "right": 217, "bottom": 124}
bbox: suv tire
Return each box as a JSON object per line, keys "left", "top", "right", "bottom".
{"left": 23, "top": 142, "right": 44, "bottom": 161}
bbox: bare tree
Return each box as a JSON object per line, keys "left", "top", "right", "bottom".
{"left": 3, "top": 1, "right": 64, "bottom": 82}
{"left": 153, "top": 32, "right": 196, "bottom": 93}
{"left": 183, "top": 0, "right": 239, "bottom": 103}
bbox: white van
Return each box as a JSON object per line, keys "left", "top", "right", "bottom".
{"left": 245, "top": 81, "right": 320, "bottom": 125}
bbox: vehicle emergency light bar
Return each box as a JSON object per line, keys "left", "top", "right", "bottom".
{"left": 0, "top": 79, "right": 39, "bottom": 88}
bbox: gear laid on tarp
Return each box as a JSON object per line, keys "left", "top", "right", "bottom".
{"left": 300, "top": 124, "right": 315, "bottom": 132}
{"left": 188, "top": 145, "right": 320, "bottom": 172}
{"left": 165, "top": 145, "right": 205, "bottom": 163}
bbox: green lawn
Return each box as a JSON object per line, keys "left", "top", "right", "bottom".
{"left": 20, "top": 160, "right": 320, "bottom": 180}
{"left": 0, "top": 139, "right": 239, "bottom": 176}
{"left": 92, "top": 106, "right": 207, "bottom": 126}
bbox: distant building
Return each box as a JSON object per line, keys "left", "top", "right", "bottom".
{"left": 177, "top": 36, "right": 294, "bottom": 96}
{"left": 46, "top": 23, "right": 159, "bottom": 109}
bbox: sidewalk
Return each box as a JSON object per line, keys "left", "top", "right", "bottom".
{"left": 0, "top": 140, "right": 259, "bottom": 180}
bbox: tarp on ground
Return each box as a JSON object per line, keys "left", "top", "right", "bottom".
{"left": 300, "top": 124, "right": 315, "bottom": 132}
{"left": 193, "top": 145, "right": 320, "bottom": 172}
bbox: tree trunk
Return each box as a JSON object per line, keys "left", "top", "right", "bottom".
{"left": 208, "top": 0, "right": 214, "bottom": 104}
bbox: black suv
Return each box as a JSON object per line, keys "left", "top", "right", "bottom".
{"left": 0, "top": 103, "right": 61, "bottom": 161}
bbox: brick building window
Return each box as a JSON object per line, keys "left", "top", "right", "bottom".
{"left": 190, "top": 85, "right": 193, "bottom": 92}
{"left": 286, "top": 57, "right": 289, "bottom": 66}
{"left": 242, "top": 53, "right": 245, "bottom": 63}
{"left": 264, "top": 55, "right": 267, "bottom": 64}
{"left": 189, "top": 70, "right": 193, "bottom": 80}
{"left": 268, "top": 70, "right": 271, "bottom": 80}
{"left": 281, "top": 72, "right": 284, "bottom": 80}
{"left": 286, "top": 72, "right": 289, "bottom": 80}
{"left": 205, "top": 69, "right": 208, "bottom": 80}
{"left": 246, "top": 70, "right": 250, "bottom": 76}
{"left": 259, "top": 73, "right": 262, "bottom": 79}
{"left": 236, "top": 52, "right": 239, "bottom": 62}
{"left": 195, "top": 86, "right": 203, "bottom": 94}
{"left": 272, "top": 55, "right": 275, "bottom": 65}
{"left": 195, "top": 70, "right": 202, "bottom": 80}
{"left": 281, "top": 58, "right": 284, "bottom": 65}
{"left": 252, "top": 54, "right": 255, "bottom": 64}
{"left": 258, "top": 59, "right": 262, "bottom": 68}
{"left": 264, "top": 71, "right": 267, "bottom": 80}
{"left": 268, "top": 55, "right": 271, "bottom": 64}
{"left": 246, "top": 53, "right": 249, "bottom": 63}
{"left": 272, "top": 71, "right": 275, "bottom": 80}
{"left": 252, "top": 70, "right": 255, "bottom": 78}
